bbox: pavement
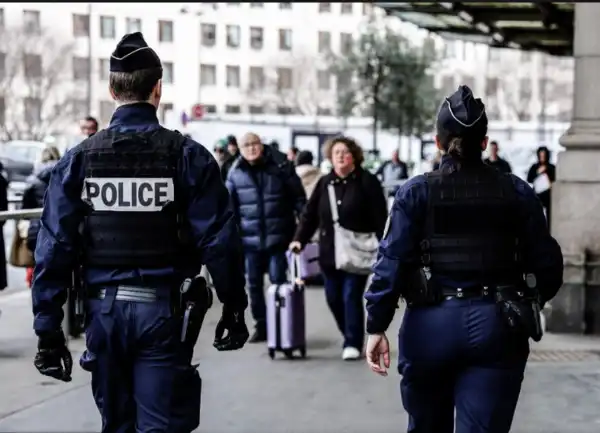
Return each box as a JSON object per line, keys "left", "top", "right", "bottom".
{"left": 1, "top": 225, "right": 600, "bottom": 432}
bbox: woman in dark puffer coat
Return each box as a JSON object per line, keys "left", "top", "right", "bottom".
{"left": 21, "top": 146, "right": 61, "bottom": 286}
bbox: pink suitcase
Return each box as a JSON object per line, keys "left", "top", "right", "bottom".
{"left": 266, "top": 255, "right": 307, "bottom": 360}
{"left": 286, "top": 242, "right": 321, "bottom": 280}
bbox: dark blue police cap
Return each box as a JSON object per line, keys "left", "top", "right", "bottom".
{"left": 437, "top": 85, "right": 487, "bottom": 135}
{"left": 110, "top": 32, "right": 162, "bottom": 73}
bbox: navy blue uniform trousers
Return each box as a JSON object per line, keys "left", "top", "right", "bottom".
{"left": 83, "top": 288, "right": 200, "bottom": 433}
{"left": 398, "top": 298, "right": 529, "bottom": 433}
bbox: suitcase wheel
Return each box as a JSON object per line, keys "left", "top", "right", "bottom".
{"left": 299, "top": 346, "right": 306, "bottom": 358}
{"left": 268, "top": 349, "right": 275, "bottom": 360}
{"left": 283, "top": 349, "right": 294, "bottom": 360}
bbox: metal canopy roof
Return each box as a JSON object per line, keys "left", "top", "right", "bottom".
{"left": 376, "top": 2, "right": 574, "bottom": 56}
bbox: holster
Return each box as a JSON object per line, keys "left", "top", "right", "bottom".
{"left": 404, "top": 268, "right": 443, "bottom": 307}
{"left": 495, "top": 286, "right": 543, "bottom": 342}
{"left": 178, "top": 276, "right": 213, "bottom": 349}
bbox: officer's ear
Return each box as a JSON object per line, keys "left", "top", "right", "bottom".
{"left": 108, "top": 85, "right": 117, "bottom": 102}
{"left": 481, "top": 136, "right": 489, "bottom": 152}
{"left": 153, "top": 79, "right": 162, "bottom": 103}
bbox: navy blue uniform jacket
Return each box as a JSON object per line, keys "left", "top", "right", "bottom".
{"left": 365, "top": 157, "right": 564, "bottom": 334}
{"left": 31, "top": 103, "right": 248, "bottom": 334}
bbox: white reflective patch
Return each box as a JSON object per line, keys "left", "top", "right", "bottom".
{"left": 382, "top": 215, "right": 392, "bottom": 239}
{"left": 81, "top": 177, "right": 174, "bottom": 212}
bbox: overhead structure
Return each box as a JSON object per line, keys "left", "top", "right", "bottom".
{"left": 376, "top": 2, "right": 574, "bottom": 56}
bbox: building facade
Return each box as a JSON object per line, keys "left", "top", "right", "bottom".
{"left": 0, "top": 2, "right": 574, "bottom": 140}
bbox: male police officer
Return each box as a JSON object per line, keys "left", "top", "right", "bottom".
{"left": 31, "top": 32, "right": 249, "bottom": 433}
{"left": 364, "top": 86, "right": 564, "bottom": 433}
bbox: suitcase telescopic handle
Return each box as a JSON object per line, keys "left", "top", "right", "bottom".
{"left": 291, "top": 252, "right": 303, "bottom": 285}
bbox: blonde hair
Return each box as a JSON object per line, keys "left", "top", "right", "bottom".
{"left": 41, "top": 146, "right": 61, "bottom": 163}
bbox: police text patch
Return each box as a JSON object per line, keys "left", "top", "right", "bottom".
{"left": 82, "top": 177, "right": 174, "bottom": 212}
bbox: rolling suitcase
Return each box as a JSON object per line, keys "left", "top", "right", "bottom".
{"left": 266, "top": 254, "right": 307, "bottom": 360}
{"left": 285, "top": 242, "right": 321, "bottom": 280}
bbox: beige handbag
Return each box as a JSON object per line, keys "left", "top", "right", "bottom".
{"left": 9, "top": 220, "right": 34, "bottom": 268}
{"left": 327, "top": 184, "right": 378, "bottom": 275}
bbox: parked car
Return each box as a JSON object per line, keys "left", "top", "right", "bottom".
{"left": 0, "top": 140, "right": 49, "bottom": 200}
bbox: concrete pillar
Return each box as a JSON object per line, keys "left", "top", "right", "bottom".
{"left": 547, "top": 3, "right": 600, "bottom": 333}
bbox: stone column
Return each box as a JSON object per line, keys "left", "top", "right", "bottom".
{"left": 547, "top": 3, "right": 600, "bottom": 333}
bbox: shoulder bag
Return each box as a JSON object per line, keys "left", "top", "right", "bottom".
{"left": 327, "top": 183, "right": 379, "bottom": 275}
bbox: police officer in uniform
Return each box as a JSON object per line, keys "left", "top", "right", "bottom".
{"left": 364, "top": 86, "right": 563, "bottom": 433}
{"left": 31, "top": 32, "right": 249, "bottom": 432}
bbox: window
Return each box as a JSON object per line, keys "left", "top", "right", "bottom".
{"left": 226, "top": 65, "right": 240, "bottom": 87}
{"left": 519, "top": 78, "right": 532, "bottom": 100}
{"left": 23, "top": 10, "right": 40, "bottom": 33}
{"left": 486, "top": 77, "right": 498, "bottom": 96}
{"left": 279, "top": 3, "right": 292, "bottom": 9}
{"left": 250, "top": 3, "right": 264, "bottom": 8}
{"left": 24, "top": 97, "right": 42, "bottom": 124}
{"left": 227, "top": 2, "right": 240, "bottom": 6}
{"left": 0, "top": 9, "right": 4, "bottom": 29}
{"left": 159, "top": 20, "right": 174, "bottom": 42}
{"left": 98, "top": 58, "right": 110, "bottom": 81}
{"left": 250, "top": 27, "right": 263, "bottom": 50}
{"left": 72, "top": 56, "right": 89, "bottom": 81}
{"left": 341, "top": 4, "right": 353, "bottom": 14}
{"left": 277, "top": 106, "right": 293, "bottom": 115}
{"left": 126, "top": 17, "right": 142, "bottom": 34}
{"left": 0, "top": 53, "right": 5, "bottom": 80}
{"left": 225, "top": 105, "right": 241, "bottom": 114}
{"left": 226, "top": 25, "right": 240, "bottom": 48}
{"left": 318, "top": 31, "right": 331, "bottom": 53}
{"left": 23, "top": 54, "right": 42, "bottom": 79}
{"left": 317, "top": 70, "right": 330, "bottom": 90}
{"left": 72, "top": 99, "right": 88, "bottom": 117}
{"left": 319, "top": 3, "right": 331, "bottom": 13}
{"left": 100, "top": 16, "right": 116, "bottom": 39}
{"left": 279, "top": 29, "right": 292, "bottom": 51}
{"left": 277, "top": 67, "right": 292, "bottom": 90}
{"left": 362, "top": 3, "right": 372, "bottom": 16}
{"left": 159, "top": 103, "right": 174, "bottom": 123}
{"left": 249, "top": 66, "right": 265, "bottom": 90}
{"left": 317, "top": 107, "right": 332, "bottom": 116}
{"left": 337, "top": 70, "right": 351, "bottom": 90}
{"left": 340, "top": 33, "right": 353, "bottom": 55}
{"left": 0, "top": 97, "right": 5, "bottom": 125}
{"left": 201, "top": 24, "right": 216, "bottom": 47}
{"left": 163, "top": 62, "right": 174, "bottom": 83}
{"left": 100, "top": 100, "right": 115, "bottom": 123}
{"left": 200, "top": 64, "right": 217, "bottom": 86}
{"left": 72, "top": 14, "right": 90, "bottom": 37}
{"left": 204, "top": 104, "right": 217, "bottom": 114}
{"left": 249, "top": 105, "right": 264, "bottom": 114}
{"left": 441, "top": 76, "right": 454, "bottom": 95}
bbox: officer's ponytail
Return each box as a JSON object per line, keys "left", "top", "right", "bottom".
{"left": 446, "top": 136, "right": 482, "bottom": 162}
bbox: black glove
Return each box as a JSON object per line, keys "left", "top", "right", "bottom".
{"left": 213, "top": 306, "right": 249, "bottom": 351}
{"left": 34, "top": 331, "right": 73, "bottom": 382}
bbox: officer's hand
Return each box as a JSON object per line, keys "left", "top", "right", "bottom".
{"left": 34, "top": 331, "right": 73, "bottom": 382}
{"left": 213, "top": 307, "right": 249, "bottom": 352}
{"left": 366, "top": 332, "right": 390, "bottom": 377}
{"left": 288, "top": 241, "right": 302, "bottom": 253}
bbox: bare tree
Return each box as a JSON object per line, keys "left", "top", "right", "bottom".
{"left": 494, "top": 56, "right": 534, "bottom": 122}
{"left": 244, "top": 52, "right": 330, "bottom": 116}
{"left": 0, "top": 25, "right": 83, "bottom": 141}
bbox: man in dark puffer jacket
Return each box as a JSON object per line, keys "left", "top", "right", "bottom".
{"left": 226, "top": 132, "right": 307, "bottom": 342}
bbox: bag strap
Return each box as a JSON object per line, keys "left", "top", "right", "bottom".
{"left": 327, "top": 184, "right": 339, "bottom": 223}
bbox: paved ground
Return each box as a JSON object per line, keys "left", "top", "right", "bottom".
{"left": 2, "top": 280, "right": 600, "bottom": 433}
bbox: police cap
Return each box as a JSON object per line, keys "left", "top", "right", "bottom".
{"left": 110, "top": 32, "right": 162, "bottom": 73}
{"left": 437, "top": 85, "right": 487, "bottom": 135}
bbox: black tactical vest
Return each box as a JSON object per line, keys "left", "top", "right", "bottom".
{"left": 80, "top": 127, "right": 186, "bottom": 268}
{"left": 420, "top": 165, "right": 522, "bottom": 285}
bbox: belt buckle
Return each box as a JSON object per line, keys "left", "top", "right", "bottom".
{"left": 482, "top": 286, "right": 489, "bottom": 296}
{"left": 456, "top": 288, "right": 464, "bottom": 298}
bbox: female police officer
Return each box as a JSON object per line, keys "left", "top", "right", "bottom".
{"left": 364, "top": 85, "right": 563, "bottom": 433}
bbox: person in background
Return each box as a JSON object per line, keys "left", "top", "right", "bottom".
{"left": 290, "top": 136, "right": 388, "bottom": 361}
{"left": 227, "top": 132, "right": 307, "bottom": 343}
{"left": 526, "top": 146, "right": 556, "bottom": 228}
{"left": 484, "top": 140, "right": 512, "bottom": 174}
{"left": 22, "top": 147, "right": 62, "bottom": 288}
{"left": 288, "top": 146, "right": 299, "bottom": 163}
{"left": 0, "top": 162, "right": 7, "bottom": 291}
{"left": 295, "top": 150, "right": 321, "bottom": 199}
{"left": 375, "top": 149, "right": 409, "bottom": 197}
{"left": 80, "top": 116, "right": 99, "bottom": 137}
{"left": 220, "top": 135, "right": 239, "bottom": 181}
